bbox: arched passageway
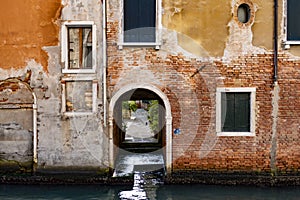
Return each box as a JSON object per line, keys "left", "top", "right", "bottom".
{"left": 108, "top": 84, "right": 172, "bottom": 175}
{"left": 114, "top": 88, "right": 165, "bottom": 150}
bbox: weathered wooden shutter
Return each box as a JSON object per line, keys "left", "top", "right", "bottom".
{"left": 287, "top": 0, "right": 300, "bottom": 41}
{"left": 124, "top": 0, "right": 156, "bottom": 42}
{"left": 234, "top": 93, "right": 250, "bottom": 132}
{"left": 221, "top": 93, "right": 250, "bottom": 132}
{"left": 221, "top": 93, "right": 235, "bottom": 132}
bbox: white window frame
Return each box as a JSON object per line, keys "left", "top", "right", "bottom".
{"left": 216, "top": 87, "right": 256, "bottom": 137}
{"left": 61, "top": 21, "right": 97, "bottom": 73}
{"left": 118, "top": 0, "right": 162, "bottom": 49}
{"left": 283, "top": 0, "right": 300, "bottom": 48}
{"left": 61, "top": 76, "right": 98, "bottom": 116}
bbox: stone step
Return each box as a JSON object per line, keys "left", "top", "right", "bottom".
{"left": 113, "top": 152, "right": 165, "bottom": 177}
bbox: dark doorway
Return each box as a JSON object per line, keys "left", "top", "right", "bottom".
{"left": 113, "top": 89, "right": 165, "bottom": 152}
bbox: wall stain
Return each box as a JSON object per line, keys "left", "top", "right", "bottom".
{"left": 162, "top": 0, "right": 277, "bottom": 56}
{"left": 252, "top": 0, "right": 274, "bottom": 50}
{"left": 163, "top": 0, "right": 231, "bottom": 57}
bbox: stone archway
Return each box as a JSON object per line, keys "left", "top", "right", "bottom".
{"left": 108, "top": 84, "right": 172, "bottom": 174}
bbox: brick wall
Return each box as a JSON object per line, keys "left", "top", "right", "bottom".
{"left": 107, "top": 5, "right": 300, "bottom": 174}
{"left": 276, "top": 54, "right": 300, "bottom": 173}
{"left": 106, "top": 30, "right": 278, "bottom": 172}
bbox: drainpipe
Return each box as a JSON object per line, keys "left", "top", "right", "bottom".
{"left": 32, "top": 91, "right": 38, "bottom": 171}
{"left": 103, "top": 0, "right": 107, "bottom": 126}
{"left": 273, "top": 0, "right": 278, "bottom": 85}
{"left": 270, "top": 0, "right": 279, "bottom": 176}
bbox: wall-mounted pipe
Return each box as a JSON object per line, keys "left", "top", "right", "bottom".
{"left": 273, "top": 0, "right": 278, "bottom": 85}
{"left": 32, "top": 92, "right": 38, "bottom": 168}
{"left": 103, "top": 0, "right": 107, "bottom": 126}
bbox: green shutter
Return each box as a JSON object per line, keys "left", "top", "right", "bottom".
{"left": 234, "top": 93, "right": 250, "bottom": 132}
{"left": 221, "top": 93, "right": 235, "bottom": 132}
{"left": 221, "top": 92, "right": 250, "bottom": 132}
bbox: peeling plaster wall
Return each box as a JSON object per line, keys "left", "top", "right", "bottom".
{"left": 2, "top": 0, "right": 300, "bottom": 175}
{"left": 0, "top": 0, "right": 107, "bottom": 172}
{"left": 162, "top": 0, "right": 276, "bottom": 57}
{"left": 0, "top": 80, "right": 33, "bottom": 167}
{"left": 224, "top": 0, "right": 268, "bottom": 58}
{"left": 0, "top": 1, "right": 62, "bottom": 170}
{"left": 36, "top": 0, "right": 107, "bottom": 171}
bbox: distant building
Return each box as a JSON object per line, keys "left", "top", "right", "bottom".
{"left": 0, "top": 0, "right": 300, "bottom": 176}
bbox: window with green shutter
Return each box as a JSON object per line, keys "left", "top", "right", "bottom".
{"left": 221, "top": 92, "right": 250, "bottom": 132}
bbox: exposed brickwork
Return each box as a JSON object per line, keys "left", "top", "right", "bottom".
{"left": 171, "top": 54, "right": 274, "bottom": 172}
{"left": 276, "top": 54, "right": 300, "bottom": 173}
{"left": 106, "top": 2, "right": 290, "bottom": 173}
{"left": 2, "top": 0, "right": 300, "bottom": 177}
{"left": 106, "top": 23, "right": 277, "bottom": 172}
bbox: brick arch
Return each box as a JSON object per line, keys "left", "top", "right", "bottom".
{"left": 0, "top": 78, "right": 34, "bottom": 104}
{"left": 108, "top": 83, "right": 173, "bottom": 174}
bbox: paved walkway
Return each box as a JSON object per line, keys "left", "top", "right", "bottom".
{"left": 123, "top": 108, "right": 157, "bottom": 143}
{"left": 113, "top": 150, "right": 165, "bottom": 177}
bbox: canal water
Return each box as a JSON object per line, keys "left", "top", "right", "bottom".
{"left": 1, "top": 180, "right": 300, "bottom": 200}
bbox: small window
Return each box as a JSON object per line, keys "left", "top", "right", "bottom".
{"left": 119, "top": 0, "right": 161, "bottom": 48}
{"left": 124, "top": 0, "right": 156, "bottom": 43}
{"left": 287, "top": 0, "right": 300, "bottom": 41}
{"left": 61, "top": 78, "right": 97, "bottom": 115}
{"left": 61, "top": 21, "right": 96, "bottom": 73}
{"left": 68, "top": 27, "right": 93, "bottom": 69}
{"left": 237, "top": 4, "right": 250, "bottom": 24}
{"left": 221, "top": 92, "right": 250, "bottom": 132}
{"left": 216, "top": 88, "right": 256, "bottom": 136}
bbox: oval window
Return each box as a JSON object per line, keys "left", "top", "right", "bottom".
{"left": 237, "top": 4, "right": 250, "bottom": 23}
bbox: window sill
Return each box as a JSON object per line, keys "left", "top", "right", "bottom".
{"left": 63, "top": 112, "right": 95, "bottom": 117}
{"left": 118, "top": 42, "right": 161, "bottom": 50}
{"left": 283, "top": 41, "right": 300, "bottom": 49}
{"left": 217, "top": 132, "right": 255, "bottom": 137}
{"left": 62, "top": 69, "right": 96, "bottom": 74}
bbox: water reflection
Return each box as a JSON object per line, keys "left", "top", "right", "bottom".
{"left": 119, "top": 170, "right": 164, "bottom": 200}
{"left": 0, "top": 184, "right": 126, "bottom": 200}
{"left": 157, "top": 184, "right": 300, "bottom": 200}
{"left": 1, "top": 182, "right": 300, "bottom": 200}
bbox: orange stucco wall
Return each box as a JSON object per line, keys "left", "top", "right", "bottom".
{"left": 0, "top": 0, "right": 61, "bottom": 71}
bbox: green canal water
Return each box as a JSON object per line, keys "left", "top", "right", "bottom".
{"left": 1, "top": 183, "right": 300, "bottom": 200}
